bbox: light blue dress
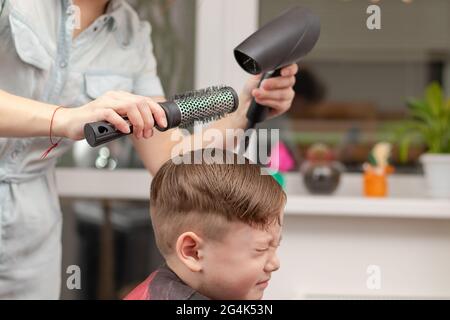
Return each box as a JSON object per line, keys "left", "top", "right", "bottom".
{"left": 0, "top": 0, "right": 164, "bottom": 299}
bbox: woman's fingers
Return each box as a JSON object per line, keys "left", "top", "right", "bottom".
{"left": 261, "top": 76, "right": 296, "bottom": 90}
{"left": 101, "top": 108, "right": 131, "bottom": 134}
{"left": 107, "top": 93, "right": 149, "bottom": 139}
{"left": 253, "top": 87, "right": 295, "bottom": 102}
{"left": 112, "top": 92, "right": 167, "bottom": 138}
{"left": 125, "top": 105, "right": 145, "bottom": 139}
{"left": 280, "top": 63, "right": 299, "bottom": 77}
{"left": 87, "top": 91, "right": 169, "bottom": 140}
{"left": 242, "top": 63, "right": 297, "bottom": 121}
{"left": 136, "top": 99, "right": 154, "bottom": 138}
{"left": 144, "top": 97, "right": 168, "bottom": 130}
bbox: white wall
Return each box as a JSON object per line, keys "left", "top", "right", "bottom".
{"left": 195, "top": 0, "right": 259, "bottom": 91}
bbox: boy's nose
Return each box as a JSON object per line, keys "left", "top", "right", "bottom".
{"left": 264, "top": 252, "right": 280, "bottom": 273}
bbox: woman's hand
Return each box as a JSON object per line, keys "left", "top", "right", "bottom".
{"left": 238, "top": 63, "right": 298, "bottom": 120}
{"left": 54, "top": 91, "right": 168, "bottom": 141}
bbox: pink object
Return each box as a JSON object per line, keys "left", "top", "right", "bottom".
{"left": 269, "top": 141, "right": 295, "bottom": 172}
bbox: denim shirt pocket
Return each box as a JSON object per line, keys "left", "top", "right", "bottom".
{"left": 8, "top": 11, "right": 52, "bottom": 70}
{"left": 84, "top": 73, "right": 134, "bottom": 99}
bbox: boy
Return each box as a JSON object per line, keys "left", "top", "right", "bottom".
{"left": 125, "top": 148, "right": 286, "bottom": 300}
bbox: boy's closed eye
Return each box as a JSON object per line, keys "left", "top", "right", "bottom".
{"left": 255, "top": 237, "right": 282, "bottom": 252}
{"left": 253, "top": 241, "right": 270, "bottom": 253}
{"left": 253, "top": 231, "right": 282, "bottom": 252}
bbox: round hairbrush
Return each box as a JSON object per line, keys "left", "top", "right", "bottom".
{"left": 84, "top": 86, "right": 239, "bottom": 147}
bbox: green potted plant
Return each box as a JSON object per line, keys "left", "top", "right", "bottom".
{"left": 398, "top": 82, "right": 450, "bottom": 198}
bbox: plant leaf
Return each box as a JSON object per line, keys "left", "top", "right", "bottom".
{"left": 425, "top": 82, "right": 444, "bottom": 117}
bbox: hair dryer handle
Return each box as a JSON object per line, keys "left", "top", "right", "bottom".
{"left": 245, "top": 68, "right": 282, "bottom": 129}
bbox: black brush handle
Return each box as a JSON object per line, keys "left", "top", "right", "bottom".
{"left": 84, "top": 101, "right": 179, "bottom": 147}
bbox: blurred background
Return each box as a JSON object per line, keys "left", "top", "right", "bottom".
{"left": 57, "top": 0, "right": 450, "bottom": 300}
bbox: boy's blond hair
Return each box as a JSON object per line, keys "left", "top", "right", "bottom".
{"left": 150, "top": 148, "right": 286, "bottom": 256}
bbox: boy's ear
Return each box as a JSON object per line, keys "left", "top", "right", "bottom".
{"left": 175, "top": 231, "right": 204, "bottom": 272}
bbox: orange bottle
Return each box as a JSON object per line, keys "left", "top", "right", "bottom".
{"left": 363, "top": 165, "right": 394, "bottom": 197}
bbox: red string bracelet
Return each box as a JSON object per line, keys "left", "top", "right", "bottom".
{"left": 40, "top": 106, "right": 64, "bottom": 160}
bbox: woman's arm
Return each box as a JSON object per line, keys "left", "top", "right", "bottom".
{"left": 0, "top": 89, "right": 167, "bottom": 140}
{"left": 0, "top": 89, "right": 63, "bottom": 137}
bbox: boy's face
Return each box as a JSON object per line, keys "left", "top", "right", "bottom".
{"left": 198, "top": 212, "right": 283, "bottom": 300}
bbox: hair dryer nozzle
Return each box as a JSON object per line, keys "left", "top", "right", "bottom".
{"left": 234, "top": 6, "right": 320, "bottom": 74}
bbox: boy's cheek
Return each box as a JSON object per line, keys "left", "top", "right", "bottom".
{"left": 204, "top": 271, "right": 260, "bottom": 299}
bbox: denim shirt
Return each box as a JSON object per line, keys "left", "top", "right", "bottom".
{"left": 0, "top": 0, "right": 164, "bottom": 297}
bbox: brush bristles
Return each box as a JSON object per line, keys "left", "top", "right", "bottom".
{"left": 172, "top": 85, "right": 228, "bottom": 102}
{"left": 179, "top": 114, "right": 228, "bottom": 129}
{"left": 174, "top": 85, "right": 238, "bottom": 129}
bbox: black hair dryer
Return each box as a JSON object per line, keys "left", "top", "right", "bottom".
{"left": 234, "top": 6, "right": 321, "bottom": 131}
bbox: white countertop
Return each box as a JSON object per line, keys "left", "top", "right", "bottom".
{"left": 56, "top": 168, "right": 450, "bottom": 220}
